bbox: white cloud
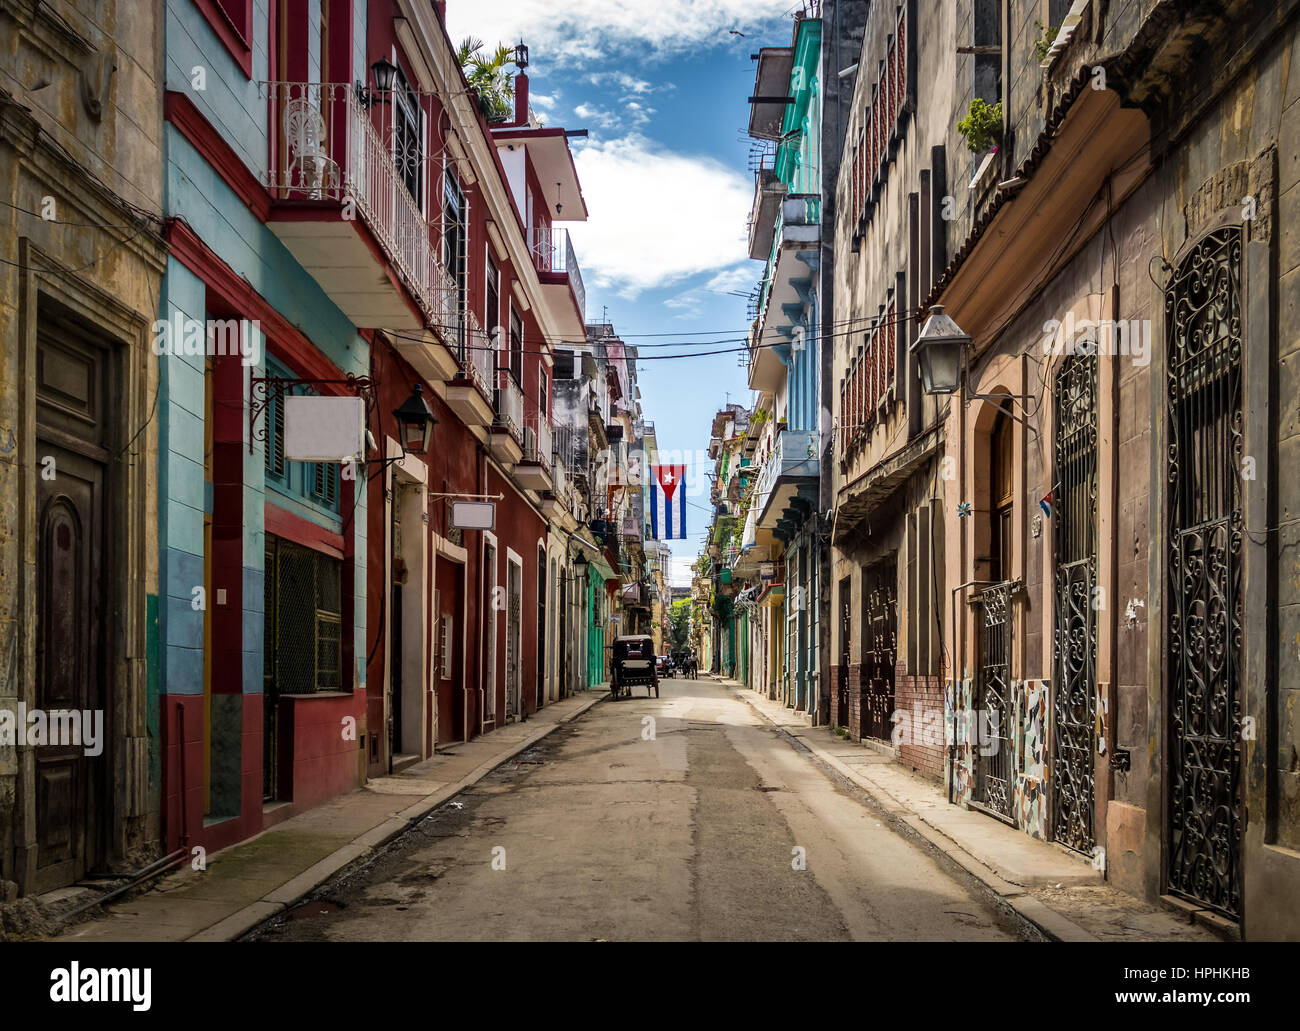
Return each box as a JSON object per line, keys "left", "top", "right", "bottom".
{"left": 572, "top": 99, "right": 656, "bottom": 132}
{"left": 663, "top": 293, "right": 705, "bottom": 319}
{"left": 661, "top": 264, "right": 756, "bottom": 321}
{"left": 573, "top": 102, "right": 617, "bottom": 129}
{"left": 588, "top": 71, "right": 673, "bottom": 98}
{"left": 531, "top": 92, "right": 557, "bottom": 110}
{"left": 447, "top": 0, "right": 790, "bottom": 63}
{"left": 567, "top": 134, "right": 751, "bottom": 300}
{"left": 705, "top": 264, "right": 758, "bottom": 295}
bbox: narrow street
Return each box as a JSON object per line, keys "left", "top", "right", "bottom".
{"left": 252, "top": 678, "right": 1020, "bottom": 942}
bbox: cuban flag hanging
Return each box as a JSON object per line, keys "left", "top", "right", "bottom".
{"left": 650, "top": 464, "right": 687, "bottom": 540}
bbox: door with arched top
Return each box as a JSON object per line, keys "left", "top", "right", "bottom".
{"left": 33, "top": 326, "right": 111, "bottom": 890}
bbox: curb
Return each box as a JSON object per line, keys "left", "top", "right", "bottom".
{"left": 729, "top": 684, "right": 1099, "bottom": 943}
{"left": 186, "top": 693, "right": 604, "bottom": 942}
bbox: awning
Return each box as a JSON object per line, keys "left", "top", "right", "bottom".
{"left": 833, "top": 423, "right": 941, "bottom": 543}
{"left": 588, "top": 551, "right": 616, "bottom": 583}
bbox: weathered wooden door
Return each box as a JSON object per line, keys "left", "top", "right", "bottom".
{"left": 34, "top": 329, "right": 111, "bottom": 890}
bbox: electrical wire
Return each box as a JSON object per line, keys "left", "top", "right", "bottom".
{"left": 384, "top": 306, "right": 920, "bottom": 364}
{"left": 0, "top": 196, "right": 159, "bottom": 230}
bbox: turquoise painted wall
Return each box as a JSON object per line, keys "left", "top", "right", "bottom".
{"left": 160, "top": 0, "right": 372, "bottom": 701}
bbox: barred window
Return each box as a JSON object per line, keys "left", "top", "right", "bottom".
{"left": 265, "top": 535, "right": 343, "bottom": 695}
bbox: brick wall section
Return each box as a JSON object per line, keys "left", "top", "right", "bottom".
{"left": 895, "top": 672, "right": 945, "bottom": 781}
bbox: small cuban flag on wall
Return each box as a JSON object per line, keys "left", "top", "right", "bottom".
{"left": 650, "top": 464, "right": 687, "bottom": 540}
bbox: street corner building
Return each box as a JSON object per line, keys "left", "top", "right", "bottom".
{"left": 0, "top": 0, "right": 663, "bottom": 903}
{"left": 693, "top": 0, "right": 1300, "bottom": 941}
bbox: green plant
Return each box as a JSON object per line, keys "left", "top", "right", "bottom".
{"left": 457, "top": 37, "right": 515, "bottom": 122}
{"left": 1033, "top": 20, "right": 1059, "bottom": 62}
{"left": 957, "top": 98, "right": 1003, "bottom": 154}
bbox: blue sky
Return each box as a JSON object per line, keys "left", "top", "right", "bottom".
{"left": 447, "top": 0, "right": 800, "bottom": 584}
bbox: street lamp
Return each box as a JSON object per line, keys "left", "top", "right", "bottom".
{"left": 911, "top": 304, "right": 970, "bottom": 395}
{"left": 392, "top": 384, "right": 436, "bottom": 455}
{"left": 513, "top": 42, "right": 529, "bottom": 69}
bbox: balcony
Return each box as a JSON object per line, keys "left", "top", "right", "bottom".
{"left": 755, "top": 429, "right": 819, "bottom": 530}
{"left": 489, "top": 368, "right": 524, "bottom": 466}
{"left": 262, "top": 82, "right": 458, "bottom": 337}
{"left": 750, "top": 195, "right": 821, "bottom": 392}
{"left": 515, "top": 409, "right": 554, "bottom": 492}
{"left": 444, "top": 308, "right": 495, "bottom": 426}
{"left": 747, "top": 167, "right": 786, "bottom": 260}
{"left": 530, "top": 225, "right": 586, "bottom": 337}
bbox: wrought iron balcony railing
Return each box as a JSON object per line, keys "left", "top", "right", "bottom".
{"left": 523, "top": 408, "right": 553, "bottom": 469}
{"left": 493, "top": 367, "right": 523, "bottom": 443}
{"left": 452, "top": 306, "right": 494, "bottom": 401}
{"left": 530, "top": 224, "right": 586, "bottom": 322}
{"left": 262, "top": 81, "right": 458, "bottom": 330}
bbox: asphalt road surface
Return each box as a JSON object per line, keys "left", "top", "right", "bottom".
{"left": 251, "top": 677, "right": 1022, "bottom": 942}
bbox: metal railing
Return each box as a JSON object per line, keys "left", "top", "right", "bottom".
{"left": 754, "top": 429, "right": 818, "bottom": 513}
{"left": 261, "top": 82, "right": 457, "bottom": 329}
{"left": 454, "top": 306, "right": 494, "bottom": 401}
{"left": 530, "top": 225, "right": 586, "bottom": 321}
{"left": 493, "top": 367, "right": 523, "bottom": 442}
{"left": 523, "top": 408, "right": 553, "bottom": 469}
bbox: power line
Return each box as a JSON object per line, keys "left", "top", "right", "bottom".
{"left": 384, "top": 306, "right": 919, "bottom": 365}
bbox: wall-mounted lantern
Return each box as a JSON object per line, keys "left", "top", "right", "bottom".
{"left": 392, "top": 383, "right": 436, "bottom": 456}
{"left": 911, "top": 305, "right": 969, "bottom": 395}
{"left": 357, "top": 57, "right": 399, "bottom": 108}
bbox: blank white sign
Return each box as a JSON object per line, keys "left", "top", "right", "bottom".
{"left": 284, "top": 395, "right": 365, "bottom": 461}
{"left": 451, "top": 501, "right": 496, "bottom": 530}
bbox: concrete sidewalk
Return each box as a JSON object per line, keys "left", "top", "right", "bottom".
{"left": 54, "top": 690, "right": 605, "bottom": 943}
{"left": 728, "top": 681, "right": 1219, "bottom": 943}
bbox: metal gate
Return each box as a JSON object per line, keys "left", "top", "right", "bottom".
{"left": 1052, "top": 352, "right": 1098, "bottom": 853}
{"left": 837, "top": 578, "right": 851, "bottom": 725}
{"left": 973, "top": 582, "right": 1015, "bottom": 821}
{"left": 861, "top": 561, "right": 896, "bottom": 742}
{"left": 1165, "top": 224, "right": 1243, "bottom": 918}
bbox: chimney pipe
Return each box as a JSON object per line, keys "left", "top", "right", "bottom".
{"left": 514, "top": 71, "right": 529, "bottom": 125}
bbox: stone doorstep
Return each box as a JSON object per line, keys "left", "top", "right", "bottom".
{"left": 732, "top": 685, "right": 1104, "bottom": 942}
{"left": 1159, "top": 893, "right": 1243, "bottom": 941}
{"left": 55, "top": 692, "right": 604, "bottom": 944}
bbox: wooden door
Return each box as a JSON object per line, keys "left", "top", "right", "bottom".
{"left": 33, "top": 327, "right": 111, "bottom": 890}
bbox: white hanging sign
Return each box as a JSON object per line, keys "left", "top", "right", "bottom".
{"left": 284, "top": 395, "right": 365, "bottom": 461}
{"left": 451, "top": 501, "right": 496, "bottom": 530}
